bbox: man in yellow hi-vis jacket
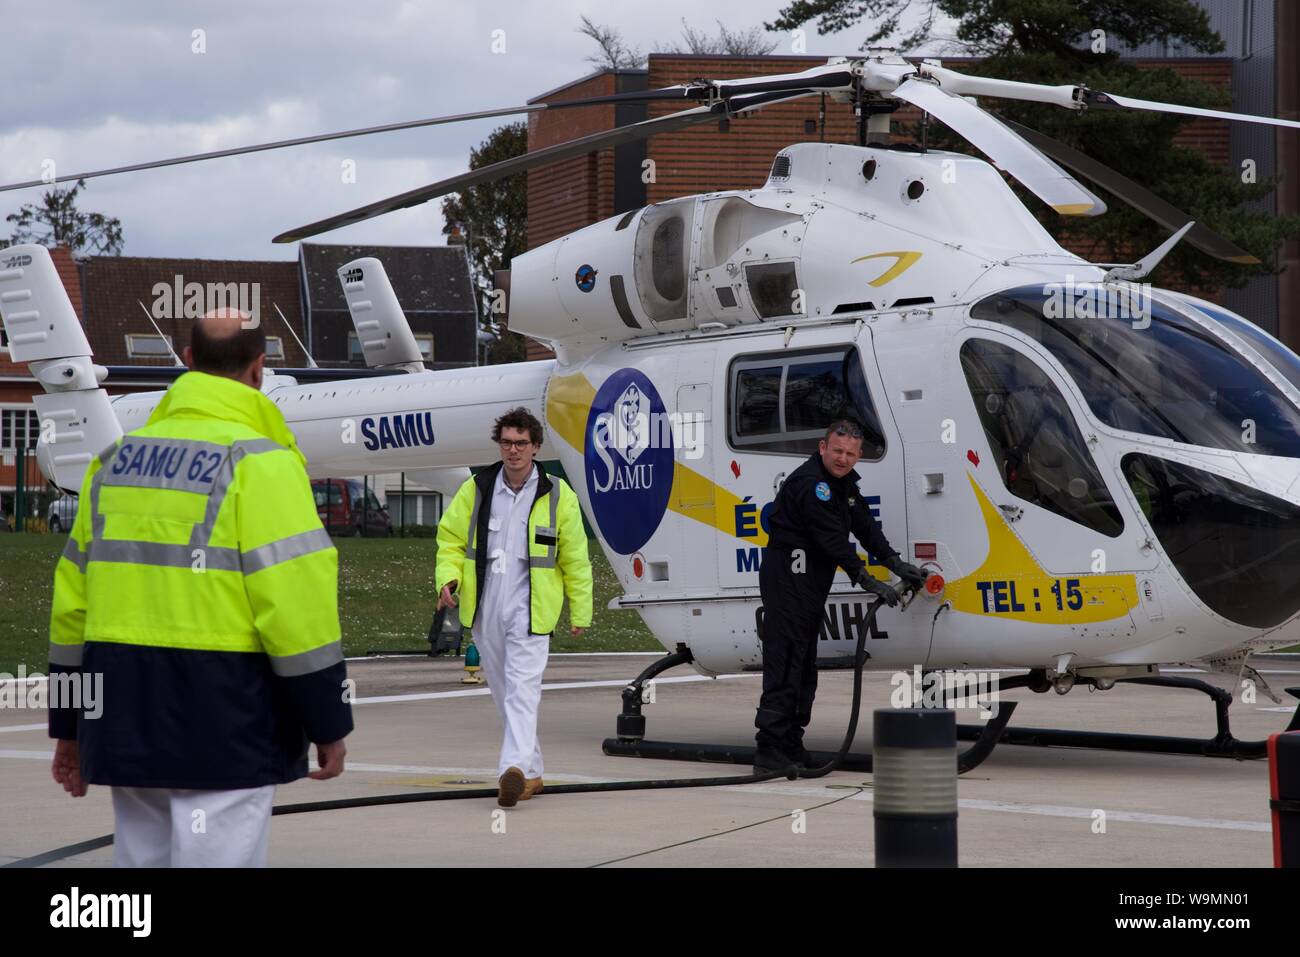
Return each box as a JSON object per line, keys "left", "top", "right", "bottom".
{"left": 48, "top": 309, "right": 352, "bottom": 867}
{"left": 436, "top": 407, "right": 592, "bottom": 808}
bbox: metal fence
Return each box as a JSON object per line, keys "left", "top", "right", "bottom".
{"left": 2, "top": 442, "right": 64, "bottom": 534}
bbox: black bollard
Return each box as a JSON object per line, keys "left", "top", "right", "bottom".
{"left": 873, "top": 708, "right": 957, "bottom": 867}
{"left": 1270, "top": 731, "right": 1300, "bottom": 868}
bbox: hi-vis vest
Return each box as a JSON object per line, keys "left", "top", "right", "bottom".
{"left": 435, "top": 461, "right": 593, "bottom": 636}
{"left": 48, "top": 371, "right": 353, "bottom": 789}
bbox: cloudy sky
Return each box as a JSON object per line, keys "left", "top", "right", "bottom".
{"left": 0, "top": 0, "right": 946, "bottom": 261}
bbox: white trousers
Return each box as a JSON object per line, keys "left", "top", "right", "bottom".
{"left": 111, "top": 785, "right": 274, "bottom": 868}
{"left": 474, "top": 615, "right": 550, "bottom": 778}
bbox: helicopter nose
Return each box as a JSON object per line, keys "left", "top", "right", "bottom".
{"left": 1124, "top": 452, "right": 1300, "bottom": 630}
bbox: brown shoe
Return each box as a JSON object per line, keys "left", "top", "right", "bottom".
{"left": 519, "top": 777, "right": 544, "bottom": 801}
{"left": 497, "top": 767, "right": 526, "bottom": 808}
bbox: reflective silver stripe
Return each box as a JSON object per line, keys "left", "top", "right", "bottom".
{"left": 87, "top": 538, "right": 242, "bottom": 571}
{"left": 99, "top": 437, "right": 231, "bottom": 495}
{"left": 48, "top": 642, "right": 84, "bottom": 667}
{"left": 189, "top": 438, "right": 285, "bottom": 549}
{"left": 89, "top": 453, "right": 109, "bottom": 543}
{"left": 269, "top": 639, "right": 344, "bottom": 677}
{"left": 232, "top": 438, "right": 285, "bottom": 457}
{"left": 242, "top": 527, "right": 334, "bottom": 573}
{"left": 528, "top": 489, "right": 560, "bottom": 569}
{"left": 61, "top": 537, "right": 88, "bottom": 572}
{"left": 466, "top": 484, "right": 484, "bottom": 556}
{"left": 89, "top": 435, "right": 286, "bottom": 552}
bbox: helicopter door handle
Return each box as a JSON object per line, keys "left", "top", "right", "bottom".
{"left": 998, "top": 503, "right": 1023, "bottom": 522}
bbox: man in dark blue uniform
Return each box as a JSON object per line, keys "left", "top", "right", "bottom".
{"left": 755, "top": 419, "right": 927, "bottom": 771}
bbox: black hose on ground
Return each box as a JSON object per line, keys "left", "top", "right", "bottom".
{"left": 6, "top": 588, "right": 902, "bottom": 867}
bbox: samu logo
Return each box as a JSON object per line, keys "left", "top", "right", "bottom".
{"left": 584, "top": 369, "right": 673, "bottom": 554}
{"left": 592, "top": 382, "right": 651, "bottom": 491}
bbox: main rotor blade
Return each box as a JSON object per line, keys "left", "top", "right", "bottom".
{"left": 272, "top": 101, "right": 730, "bottom": 243}
{"left": 1079, "top": 89, "right": 1300, "bottom": 131}
{"left": 999, "top": 117, "right": 1261, "bottom": 265}
{"left": 918, "top": 62, "right": 1300, "bottom": 130}
{"left": 0, "top": 89, "right": 706, "bottom": 194}
{"left": 890, "top": 79, "right": 1106, "bottom": 216}
{"left": 0, "top": 106, "right": 543, "bottom": 193}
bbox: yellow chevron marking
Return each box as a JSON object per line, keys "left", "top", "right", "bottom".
{"left": 850, "top": 250, "right": 923, "bottom": 287}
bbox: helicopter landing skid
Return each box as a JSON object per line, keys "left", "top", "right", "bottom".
{"left": 600, "top": 644, "right": 1017, "bottom": 774}
{"left": 955, "top": 673, "right": 1300, "bottom": 760}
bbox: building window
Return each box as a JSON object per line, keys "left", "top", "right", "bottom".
{"left": 415, "top": 334, "right": 433, "bottom": 361}
{"left": 126, "top": 334, "right": 175, "bottom": 359}
{"left": 347, "top": 333, "right": 365, "bottom": 363}
{"left": 265, "top": 337, "right": 284, "bottom": 360}
{"left": 1, "top": 407, "right": 40, "bottom": 451}
{"left": 387, "top": 490, "right": 442, "bottom": 526}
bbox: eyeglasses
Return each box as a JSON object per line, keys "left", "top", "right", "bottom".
{"left": 498, "top": 439, "right": 534, "bottom": 451}
{"left": 830, "top": 424, "right": 863, "bottom": 439}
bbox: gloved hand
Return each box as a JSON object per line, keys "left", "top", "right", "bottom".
{"left": 885, "top": 556, "right": 928, "bottom": 590}
{"left": 855, "top": 567, "right": 901, "bottom": 606}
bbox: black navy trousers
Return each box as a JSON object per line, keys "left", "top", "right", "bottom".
{"left": 755, "top": 545, "right": 827, "bottom": 753}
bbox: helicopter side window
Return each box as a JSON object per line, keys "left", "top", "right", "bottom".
{"left": 745, "top": 262, "right": 800, "bottom": 319}
{"left": 736, "top": 366, "right": 782, "bottom": 435}
{"left": 729, "top": 347, "right": 886, "bottom": 458}
{"left": 972, "top": 286, "right": 1300, "bottom": 457}
{"left": 961, "top": 338, "right": 1124, "bottom": 537}
{"left": 633, "top": 199, "right": 695, "bottom": 323}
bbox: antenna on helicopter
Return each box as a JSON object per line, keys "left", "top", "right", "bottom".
{"left": 1104, "top": 220, "right": 1196, "bottom": 283}
{"left": 272, "top": 302, "right": 318, "bottom": 369}
{"left": 135, "top": 300, "right": 185, "bottom": 366}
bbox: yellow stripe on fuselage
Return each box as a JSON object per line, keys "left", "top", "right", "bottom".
{"left": 944, "top": 474, "right": 1138, "bottom": 623}
{"left": 546, "top": 372, "right": 883, "bottom": 575}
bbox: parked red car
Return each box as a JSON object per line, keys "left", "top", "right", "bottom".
{"left": 311, "top": 478, "right": 392, "bottom": 537}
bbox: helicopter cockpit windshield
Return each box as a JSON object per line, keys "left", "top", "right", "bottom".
{"left": 970, "top": 285, "right": 1300, "bottom": 456}
{"left": 970, "top": 285, "right": 1300, "bottom": 629}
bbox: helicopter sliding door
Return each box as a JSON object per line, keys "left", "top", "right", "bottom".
{"left": 719, "top": 329, "right": 905, "bottom": 663}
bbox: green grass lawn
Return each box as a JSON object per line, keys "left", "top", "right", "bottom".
{"left": 0, "top": 533, "right": 659, "bottom": 673}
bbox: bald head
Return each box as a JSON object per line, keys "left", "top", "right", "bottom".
{"left": 183, "top": 308, "right": 266, "bottom": 389}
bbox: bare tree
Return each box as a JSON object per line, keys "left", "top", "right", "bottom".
{"left": 664, "top": 18, "right": 780, "bottom": 55}
{"left": 578, "top": 15, "right": 644, "bottom": 69}
{"left": 578, "top": 16, "right": 778, "bottom": 68}
{"left": 6, "top": 178, "right": 124, "bottom": 255}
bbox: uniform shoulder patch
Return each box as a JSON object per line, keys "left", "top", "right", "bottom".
{"left": 815, "top": 481, "right": 832, "bottom": 502}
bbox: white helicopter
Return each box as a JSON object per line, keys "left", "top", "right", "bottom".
{"left": 5, "top": 51, "right": 1300, "bottom": 765}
